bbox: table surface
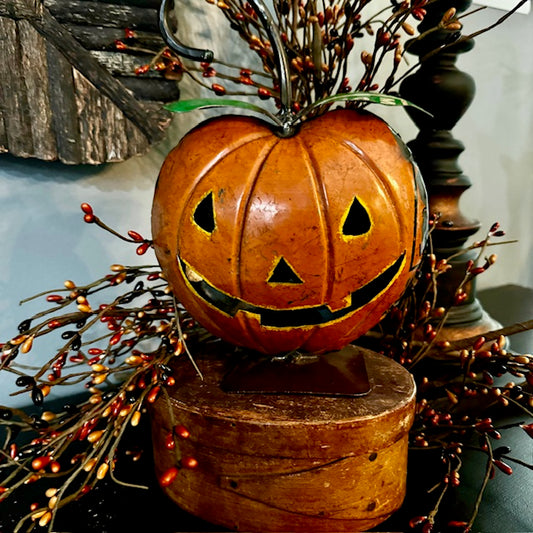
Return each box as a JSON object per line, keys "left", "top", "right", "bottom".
{"left": 0, "top": 284, "right": 531, "bottom": 533}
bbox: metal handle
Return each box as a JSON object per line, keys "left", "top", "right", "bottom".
{"left": 159, "top": 0, "right": 295, "bottom": 135}
{"left": 159, "top": 0, "right": 214, "bottom": 63}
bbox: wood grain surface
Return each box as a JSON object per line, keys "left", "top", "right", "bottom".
{"left": 0, "top": 0, "right": 173, "bottom": 164}
{"left": 151, "top": 346, "right": 416, "bottom": 532}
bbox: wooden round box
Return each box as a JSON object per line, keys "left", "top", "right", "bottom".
{"left": 151, "top": 347, "right": 416, "bottom": 532}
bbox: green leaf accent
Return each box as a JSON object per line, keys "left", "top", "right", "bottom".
{"left": 164, "top": 98, "right": 281, "bottom": 124}
{"left": 300, "top": 91, "right": 432, "bottom": 118}
{"left": 163, "top": 92, "right": 431, "bottom": 135}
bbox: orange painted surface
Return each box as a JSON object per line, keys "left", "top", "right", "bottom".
{"left": 152, "top": 109, "right": 427, "bottom": 354}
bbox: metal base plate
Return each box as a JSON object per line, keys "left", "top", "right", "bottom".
{"left": 221, "top": 344, "right": 371, "bottom": 397}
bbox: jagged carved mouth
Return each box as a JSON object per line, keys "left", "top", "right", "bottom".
{"left": 178, "top": 252, "right": 405, "bottom": 329}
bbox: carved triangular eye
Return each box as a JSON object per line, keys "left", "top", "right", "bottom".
{"left": 342, "top": 196, "right": 371, "bottom": 236}
{"left": 268, "top": 257, "right": 303, "bottom": 284}
{"left": 193, "top": 192, "right": 215, "bottom": 234}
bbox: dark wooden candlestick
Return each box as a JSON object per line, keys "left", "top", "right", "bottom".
{"left": 400, "top": 0, "right": 501, "bottom": 341}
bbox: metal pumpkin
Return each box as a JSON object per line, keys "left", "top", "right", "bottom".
{"left": 152, "top": 107, "right": 426, "bottom": 355}
{"left": 151, "top": 0, "right": 427, "bottom": 355}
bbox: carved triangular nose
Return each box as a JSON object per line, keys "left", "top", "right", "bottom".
{"left": 267, "top": 257, "right": 303, "bottom": 284}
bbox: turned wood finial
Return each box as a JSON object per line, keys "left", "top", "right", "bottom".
{"left": 400, "top": 0, "right": 492, "bottom": 326}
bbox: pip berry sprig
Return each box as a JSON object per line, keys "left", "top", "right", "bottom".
{"left": 80, "top": 203, "right": 152, "bottom": 256}
{"left": 200, "top": 0, "right": 527, "bottom": 107}
{"left": 367, "top": 223, "right": 533, "bottom": 532}
{"left": 116, "top": 0, "right": 527, "bottom": 127}
{"left": 372, "top": 218, "right": 518, "bottom": 368}
{"left": 0, "top": 205, "right": 209, "bottom": 532}
{"left": 406, "top": 360, "right": 533, "bottom": 533}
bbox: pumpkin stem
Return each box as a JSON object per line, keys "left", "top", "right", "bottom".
{"left": 159, "top": 0, "right": 296, "bottom": 137}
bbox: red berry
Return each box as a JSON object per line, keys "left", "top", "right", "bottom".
{"left": 174, "top": 424, "right": 190, "bottom": 439}
{"left": 448, "top": 521, "right": 469, "bottom": 528}
{"left": 181, "top": 456, "right": 198, "bottom": 469}
{"left": 109, "top": 332, "right": 122, "bottom": 346}
{"left": 147, "top": 385, "right": 161, "bottom": 404}
{"left": 127, "top": 230, "right": 144, "bottom": 242}
{"left": 135, "top": 64, "right": 150, "bottom": 76}
{"left": 159, "top": 466, "right": 179, "bottom": 487}
{"left": 412, "top": 7, "right": 426, "bottom": 20}
{"left": 32, "top": 455, "right": 51, "bottom": 471}
{"left": 520, "top": 422, "right": 533, "bottom": 438}
{"left": 80, "top": 203, "right": 93, "bottom": 215}
{"left": 212, "top": 83, "right": 226, "bottom": 96}
{"left": 165, "top": 433, "right": 176, "bottom": 450}
{"left": 493, "top": 459, "right": 513, "bottom": 475}
{"left": 239, "top": 75, "right": 254, "bottom": 85}
{"left": 202, "top": 67, "right": 216, "bottom": 78}
{"left": 257, "top": 87, "right": 271, "bottom": 100}
{"left": 473, "top": 336, "right": 486, "bottom": 351}
{"left": 9, "top": 444, "right": 18, "bottom": 459}
{"left": 469, "top": 267, "right": 485, "bottom": 276}
{"left": 136, "top": 242, "right": 150, "bottom": 256}
{"left": 69, "top": 352, "right": 85, "bottom": 363}
{"left": 409, "top": 515, "right": 428, "bottom": 528}
{"left": 377, "top": 29, "right": 391, "bottom": 47}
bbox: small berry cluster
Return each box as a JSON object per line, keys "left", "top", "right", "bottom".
{"left": 201, "top": 0, "right": 465, "bottom": 110}
{"left": 111, "top": 1, "right": 484, "bottom": 117}
{"left": 0, "top": 204, "right": 209, "bottom": 532}
{"left": 158, "top": 423, "right": 199, "bottom": 488}
{"left": 114, "top": 28, "right": 185, "bottom": 81}
{"left": 369, "top": 220, "right": 533, "bottom": 531}
{"left": 376, "top": 218, "right": 512, "bottom": 367}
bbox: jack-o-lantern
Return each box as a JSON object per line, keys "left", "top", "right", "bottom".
{"left": 152, "top": 108, "right": 427, "bottom": 355}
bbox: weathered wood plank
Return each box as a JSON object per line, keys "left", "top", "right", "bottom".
{"left": 1, "top": 0, "right": 172, "bottom": 163}
{"left": 0, "top": 65, "right": 8, "bottom": 153}
{"left": 29, "top": 4, "right": 170, "bottom": 143}
{"left": 45, "top": 42, "right": 83, "bottom": 164}
{"left": 18, "top": 19, "right": 57, "bottom": 160}
{"left": 0, "top": 0, "right": 41, "bottom": 19}
{"left": 124, "top": 113, "right": 151, "bottom": 159}
{"left": 43, "top": 0, "right": 159, "bottom": 31}
{"left": 121, "top": 76, "right": 179, "bottom": 102}
{"left": 0, "top": 110, "right": 8, "bottom": 154}
{"left": 89, "top": 50, "right": 157, "bottom": 78}
{"left": 83, "top": 0, "right": 161, "bottom": 8}
{"left": 72, "top": 70, "right": 107, "bottom": 164}
{"left": 0, "top": 17, "right": 34, "bottom": 157}
{"left": 66, "top": 24, "right": 164, "bottom": 51}
{"left": 105, "top": 104, "right": 132, "bottom": 162}
{"left": 72, "top": 69, "right": 152, "bottom": 163}
{"left": 105, "top": 96, "right": 149, "bottom": 161}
